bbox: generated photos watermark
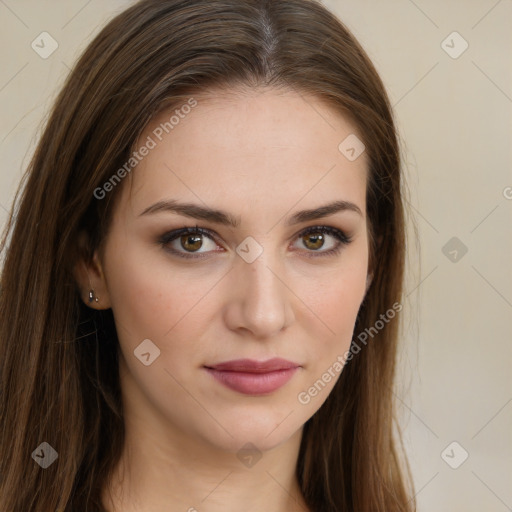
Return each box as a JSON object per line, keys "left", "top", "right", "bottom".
{"left": 297, "top": 301, "right": 402, "bottom": 405}
{"left": 93, "top": 98, "right": 198, "bottom": 200}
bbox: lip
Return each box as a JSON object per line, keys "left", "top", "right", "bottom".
{"left": 204, "top": 358, "right": 300, "bottom": 395}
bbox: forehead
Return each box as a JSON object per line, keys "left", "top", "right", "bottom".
{"left": 120, "top": 86, "right": 368, "bottom": 223}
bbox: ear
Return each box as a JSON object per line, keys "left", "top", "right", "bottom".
{"left": 73, "top": 231, "right": 112, "bottom": 310}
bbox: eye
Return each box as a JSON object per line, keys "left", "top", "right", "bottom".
{"left": 158, "top": 225, "right": 352, "bottom": 260}
{"left": 159, "top": 226, "right": 220, "bottom": 259}
{"left": 291, "top": 225, "right": 353, "bottom": 258}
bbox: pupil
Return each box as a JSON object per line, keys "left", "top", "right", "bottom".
{"left": 183, "top": 234, "right": 202, "bottom": 251}
{"left": 306, "top": 233, "right": 324, "bottom": 250}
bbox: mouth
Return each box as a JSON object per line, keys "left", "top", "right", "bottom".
{"left": 204, "top": 358, "right": 300, "bottom": 395}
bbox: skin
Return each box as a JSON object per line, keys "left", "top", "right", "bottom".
{"left": 75, "top": 86, "right": 371, "bottom": 512}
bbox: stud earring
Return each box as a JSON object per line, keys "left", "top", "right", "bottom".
{"left": 88, "top": 290, "right": 99, "bottom": 303}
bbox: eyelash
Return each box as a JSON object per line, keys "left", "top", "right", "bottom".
{"left": 158, "top": 224, "right": 353, "bottom": 260}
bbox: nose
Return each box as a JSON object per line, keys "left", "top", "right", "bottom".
{"left": 223, "top": 250, "right": 295, "bottom": 339}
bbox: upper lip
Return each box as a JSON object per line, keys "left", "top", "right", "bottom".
{"left": 205, "top": 358, "right": 299, "bottom": 373}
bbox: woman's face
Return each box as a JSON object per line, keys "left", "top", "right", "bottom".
{"left": 93, "top": 87, "right": 370, "bottom": 453}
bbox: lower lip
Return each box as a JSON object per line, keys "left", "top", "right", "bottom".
{"left": 205, "top": 367, "right": 298, "bottom": 395}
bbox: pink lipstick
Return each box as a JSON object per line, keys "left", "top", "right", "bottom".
{"left": 204, "top": 358, "right": 299, "bottom": 395}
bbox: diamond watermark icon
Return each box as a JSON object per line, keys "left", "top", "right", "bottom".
{"left": 338, "top": 134, "right": 365, "bottom": 161}
{"left": 237, "top": 442, "right": 262, "bottom": 468}
{"left": 441, "top": 31, "right": 468, "bottom": 59}
{"left": 442, "top": 237, "right": 468, "bottom": 263}
{"left": 236, "top": 236, "right": 263, "bottom": 263}
{"left": 31, "top": 32, "right": 59, "bottom": 59}
{"left": 32, "top": 442, "right": 58, "bottom": 469}
{"left": 441, "top": 441, "right": 469, "bottom": 469}
{"left": 134, "top": 338, "right": 161, "bottom": 366}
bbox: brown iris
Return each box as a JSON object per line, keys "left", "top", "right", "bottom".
{"left": 181, "top": 234, "right": 203, "bottom": 251}
{"left": 302, "top": 232, "right": 325, "bottom": 251}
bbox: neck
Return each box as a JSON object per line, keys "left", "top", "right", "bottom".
{"left": 102, "top": 425, "right": 309, "bottom": 512}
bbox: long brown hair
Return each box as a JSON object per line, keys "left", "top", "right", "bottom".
{"left": 0, "top": 0, "right": 415, "bottom": 510}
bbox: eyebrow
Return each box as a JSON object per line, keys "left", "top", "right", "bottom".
{"left": 138, "top": 199, "right": 363, "bottom": 227}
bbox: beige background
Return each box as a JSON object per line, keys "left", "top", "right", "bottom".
{"left": 1, "top": 1, "right": 511, "bottom": 510}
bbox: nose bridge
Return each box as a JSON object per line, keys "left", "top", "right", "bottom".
{"left": 232, "top": 241, "right": 291, "bottom": 336}
{"left": 246, "top": 253, "right": 280, "bottom": 297}
{"left": 243, "top": 247, "right": 284, "bottom": 305}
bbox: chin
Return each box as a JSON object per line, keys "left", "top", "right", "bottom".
{"left": 193, "top": 403, "right": 307, "bottom": 455}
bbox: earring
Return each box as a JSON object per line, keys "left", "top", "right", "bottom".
{"left": 88, "top": 290, "right": 99, "bottom": 303}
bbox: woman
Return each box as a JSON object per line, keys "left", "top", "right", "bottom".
{"left": 0, "top": 0, "right": 415, "bottom": 510}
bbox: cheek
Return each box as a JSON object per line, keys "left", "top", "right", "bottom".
{"left": 102, "top": 252, "right": 200, "bottom": 338}
{"left": 102, "top": 236, "right": 220, "bottom": 364}
{"left": 318, "top": 280, "right": 364, "bottom": 333}
{"left": 300, "top": 242, "right": 368, "bottom": 332}
{"left": 295, "top": 245, "right": 368, "bottom": 375}
{"left": 306, "top": 271, "right": 366, "bottom": 357}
